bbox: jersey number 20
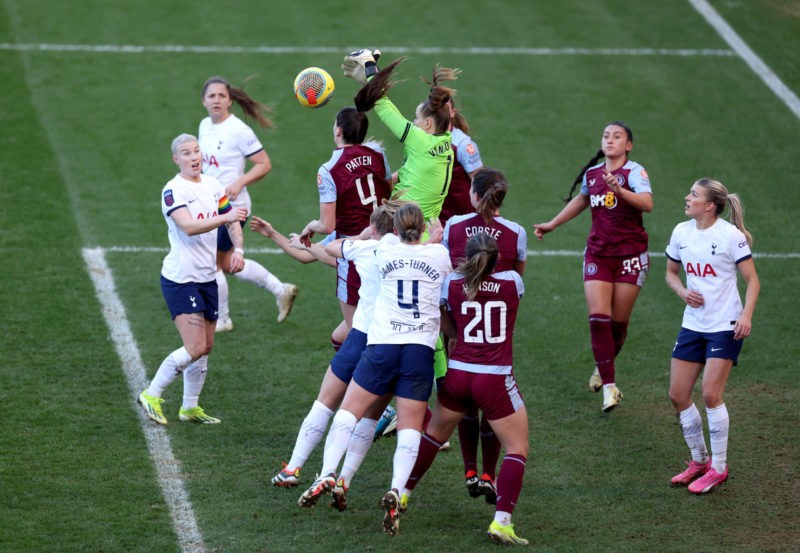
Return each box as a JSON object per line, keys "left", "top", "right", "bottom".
{"left": 462, "top": 300, "right": 507, "bottom": 343}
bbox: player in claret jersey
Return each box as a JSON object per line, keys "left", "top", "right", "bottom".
{"left": 665, "top": 178, "right": 760, "bottom": 494}
{"left": 443, "top": 167, "right": 526, "bottom": 504}
{"left": 298, "top": 106, "right": 392, "bottom": 349}
{"left": 398, "top": 232, "right": 529, "bottom": 546}
{"left": 533, "top": 121, "right": 653, "bottom": 412}
{"left": 438, "top": 98, "right": 484, "bottom": 224}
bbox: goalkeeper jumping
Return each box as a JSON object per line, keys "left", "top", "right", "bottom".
{"left": 342, "top": 49, "right": 458, "bottom": 223}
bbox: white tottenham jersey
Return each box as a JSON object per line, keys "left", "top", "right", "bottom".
{"left": 198, "top": 113, "right": 264, "bottom": 214}
{"left": 368, "top": 234, "right": 452, "bottom": 347}
{"left": 161, "top": 174, "right": 227, "bottom": 283}
{"left": 341, "top": 238, "right": 381, "bottom": 333}
{"left": 665, "top": 218, "right": 752, "bottom": 332}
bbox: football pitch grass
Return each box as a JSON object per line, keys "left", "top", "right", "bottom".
{"left": 2, "top": 1, "right": 799, "bottom": 552}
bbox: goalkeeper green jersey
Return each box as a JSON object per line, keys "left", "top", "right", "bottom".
{"left": 375, "top": 97, "right": 453, "bottom": 220}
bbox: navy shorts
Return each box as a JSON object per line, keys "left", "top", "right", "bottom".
{"left": 353, "top": 344, "right": 434, "bottom": 401}
{"left": 672, "top": 327, "right": 743, "bottom": 366}
{"left": 217, "top": 220, "right": 247, "bottom": 252}
{"left": 330, "top": 329, "right": 368, "bottom": 384}
{"left": 160, "top": 276, "right": 218, "bottom": 320}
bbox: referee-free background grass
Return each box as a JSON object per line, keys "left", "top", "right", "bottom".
{"left": 2, "top": 1, "right": 799, "bottom": 552}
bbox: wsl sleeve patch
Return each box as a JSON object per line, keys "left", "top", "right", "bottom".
{"left": 163, "top": 189, "right": 174, "bottom": 207}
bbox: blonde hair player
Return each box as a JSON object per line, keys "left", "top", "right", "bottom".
{"left": 137, "top": 134, "right": 248, "bottom": 425}
{"left": 665, "top": 178, "right": 759, "bottom": 494}
{"left": 296, "top": 203, "right": 452, "bottom": 537}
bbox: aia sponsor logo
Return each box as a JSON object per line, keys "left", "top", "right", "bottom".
{"left": 685, "top": 263, "right": 717, "bottom": 277}
{"left": 203, "top": 153, "right": 219, "bottom": 168}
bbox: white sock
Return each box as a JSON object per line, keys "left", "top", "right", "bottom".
{"left": 320, "top": 410, "right": 358, "bottom": 477}
{"left": 706, "top": 403, "right": 729, "bottom": 473}
{"left": 679, "top": 403, "right": 708, "bottom": 464}
{"left": 390, "top": 428, "right": 421, "bottom": 492}
{"left": 339, "top": 417, "right": 378, "bottom": 487}
{"left": 287, "top": 401, "right": 335, "bottom": 470}
{"left": 232, "top": 259, "right": 284, "bottom": 296}
{"left": 215, "top": 269, "right": 229, "bottom": 319}
{"left": 147, "top": 346, "right": 193, "bottom": 397}
{"left": 494, "top": 510, "right": 513, "bottom": 526}
{"left": 182, "top": 355, "right": 208, "bottom": 410}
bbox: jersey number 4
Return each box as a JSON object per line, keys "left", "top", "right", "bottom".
{"left": 355, "top": 174, "right": 379, "bottom": 209}
{"left": 397, "top": 280, "right": 420, "bottom": 319}
{"left": 462, "top": 300, "right": 507, "bottom": 343}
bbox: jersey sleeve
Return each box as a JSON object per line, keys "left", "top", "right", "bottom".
{"left": 455, "top": 133, "right": 483, "bottom": 173}
{"left": 317, "top": 165, "right": 337, "bottom": 203}
{"left": 374, "top": 97, "right": 432, "bottom": 157}
{"left": 516, "top": 224, "right": 528, "bottom": 261}
{"left": 579, "top": 172, "right": 590, "bottom": 196}
{"left": 442, "top": 218, "right": 453, "bottom": 251}
{"left": 628, "top": 163, "right": 652, "bottom": 194}
{"left": 342, "top": 238, "right": 377, "bottom": 262}
{"left": 236, "top": 122, "right": 264, "bottom": 158}
{"left": 441, "top": 272, "right": 455, "bottom": 307}
{"left": 162, "top": 184, "right": 185, "bottom": 217}
{"left": 665, "top": 224, "right": 682, "bottom": 262}
{"left": 512, "top": 271, "right": 525, "bottom": 297}
{"left": 729, "top": 227, "right": 752, "bottom": 263}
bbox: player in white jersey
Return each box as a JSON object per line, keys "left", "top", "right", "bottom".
{"left": 268, "top": 202, "right": 397, "bottom": 502}
{"left": 665, "top": 178, "right": 760, "bottom": 494}
{"left": 297, "top": 203, "right": 452, "bottom": 536}
{"left": 198, "top": 76, "right": 297, "bottom": 331}
{"left": 137, "top": 134, "right": 248, "bottom": 425}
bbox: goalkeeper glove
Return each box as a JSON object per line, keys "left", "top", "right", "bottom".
{"left": 341, "top": 48, "right": 381, "bottom": 84}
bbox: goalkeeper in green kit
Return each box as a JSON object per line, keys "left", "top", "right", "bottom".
{"left": 342, "top": 49, "right": 457, "bottom": 443}
{"left": 343, "top": 49, "right": 458, "bottom": 222}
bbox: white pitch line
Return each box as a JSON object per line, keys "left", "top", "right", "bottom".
{"left": 82, "top": 247, "right": 205, "bottom": 553}
{"left": 0, "top": 42, "right": 735, "bottom": 57}
{"left": 101, "top": 245, "right": 800, "bottom": 259}
{"left": 688, "top": 0, "right": 800, "bottom": 120}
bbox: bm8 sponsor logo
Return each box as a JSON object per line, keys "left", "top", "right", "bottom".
{"left": 590, "top": 191, "right": 618, "bottom": 209}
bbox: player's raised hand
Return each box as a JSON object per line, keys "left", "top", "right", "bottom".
{"left": 342, "top": 48, "right": 381, "bottom": 83}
